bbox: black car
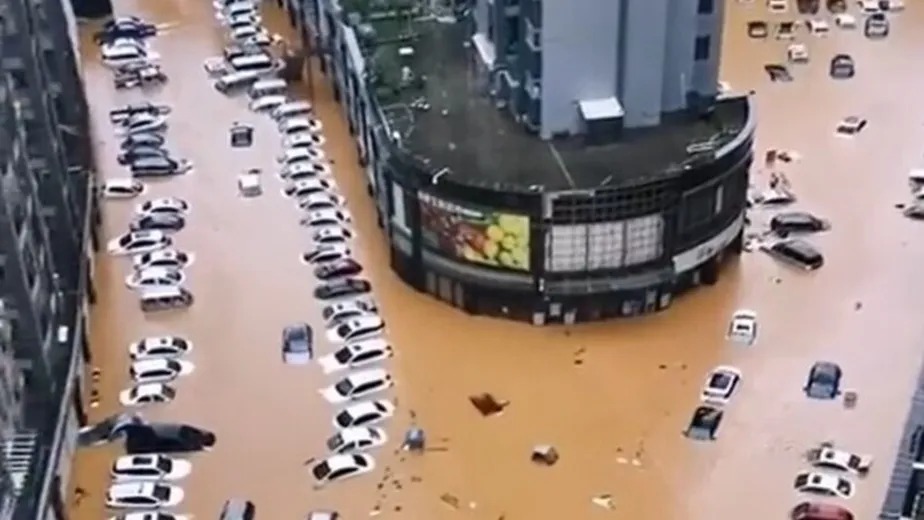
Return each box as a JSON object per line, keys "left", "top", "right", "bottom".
{"left": 120, "top": 132, "right": 166, "bottom": 150}
{"left": 94, "top": 18, "right": 157, "bottom": 44}
{"left": 130, "top": 213, "right": 186, "bottom": 232}
{"left": 118, "top": 145, "right": 169, "bottom": 165}
{"left": 282, "top": 323, "right": 313, "bottom": 365}
{"left": 314, "top": 259, "right": 363, "bottom": 281}
{"left": 314, "top": 278, "right": 372, "bottom": 300}
{"left": 762, "top": 239, "right": 824, "bottom": 270}
{"left": 764, "top": 64, "right": 793, "bottom": 82}
{"left": 684, "top": 406, "right": 723, "bottom": 441}
{"left": 829, "top": 54, "right": 855, "bottom": 79}
{"left": 804, "top": 362, "right": 842, "bottom": 399}
{"left": 770, "top": 212, "right": 829, "bottom": 235}
{"left": 123, "top": 423, "right": 216, "bottom": 454}
{"left": 131, "top": 156, "right": 189, "bottom": 178}
{"left": 110, "top": 102, "right": 171, "bottom": 124}
{"left": 797, "top": 0, "right": 820, "bottom": 13}
{"left": 77, "top": 413, "right": 145, "bottom": 447}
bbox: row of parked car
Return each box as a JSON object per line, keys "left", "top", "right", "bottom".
{"left": 97, "top": 16, "right": 168, "bottom": 91}
{"left": 206, "top": 0, "right": 285, "bottom": 96}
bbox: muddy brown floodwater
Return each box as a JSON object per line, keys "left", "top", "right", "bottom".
{"left": 69, "top": 0, "right": 924, "bottom": 518}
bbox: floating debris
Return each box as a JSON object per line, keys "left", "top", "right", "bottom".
{"left": 531, "top": 445, "right": 559, "bottom": 466}
{"left": 469, "top": 393, "right": 509, "bottom": 417}
{"left": 440, "top": 493, "right": 460, "bottom": 509}
{"left": 591, "top": 494, "right": 616, "bottom": 510}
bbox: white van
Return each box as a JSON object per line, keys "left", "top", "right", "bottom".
{"left": 140, "top": 287, "right": 194, "bottom": 312}
{"left": 249, "top": 78, "right": 288, "bottom": 99}
{"left": 229, "top": 53, "right": 276, "bottom": 73}
{"left": 215, "top": 70, "right": 261, "bottom": 94}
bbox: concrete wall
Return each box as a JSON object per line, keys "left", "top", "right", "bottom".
{"left": 619, "top": 0, "right": 669, "bottom": 127}
{"left": 539, "top": 0, "right": 621, "bottom": 138}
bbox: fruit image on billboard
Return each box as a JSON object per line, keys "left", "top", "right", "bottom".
{"left": 419, "top": 193, "right": 530, "bottom": 271}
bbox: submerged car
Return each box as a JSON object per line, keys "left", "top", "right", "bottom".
{"left": 760, "top": 239, "right": 824, "bottom": 270}
{"left": 118, "top": 146, "right": 169, "bottom": 166}
{"left": 111, "top": 454, "right": 192, "bottom": 482}
{"left": 684, "top": 406, "right": 723, "bottom": 441}
{"left": 793, "top": 471, "right": 854, "bottom": 498}
{"left": 107, "top": 231, "right": 171, "bottom": 256}
{"left": 129, "top": 336, "right": 193, "bottom": 360}
{"left": 314, "top": 258, "right": 362, "bottom": 280}
{"left": 106, "top": 482, "right": 185, "bottom": 509}
{"left": 110, "top": 102, "right": 170, "bottom": 124}
{"left": 700, "top": 366, "right": 742, "bottom": 405}
{"left": 120, "top": 131, "right": 166, "bottom": 150}
{"left": 101, "top": 178, "right": 146, "bottom": 199}
{"left": 310, "top": 454, "right": 375, "bottom": 486}
{"left": 129, "top": 213, "right": 186, "bottom": 232}
{"left": 325, "top": 427, "right": 387, "bottom": 455}
{"left": 333, "top": 399, "right": 396, "bottom": 429}
{"left": 864, "top": 12, "right": 889, "bottom": 38}
{"left": 318, "top": 338, "right": 393, "bottom": 374}
{"left": 303, "top": 244, "right": 351, "bottom": 265}
{"left": 747, "top": 21, "right": 769, "bottom": 38}
{"left": 804, "top": 361, "right": 842, "bottom": 399}
{"left": 282, "top": 322, "right": 313, "bottom": 365}
{"left": 122, "top": 423, "right": 216, "bottom": 454}
{"left": 726, "top": 309, "right": 758, "bottom": 345}
{"left": 320, "top": 368, "right": 394, "bottom": 404}
{"left": 770, "top": 211, "right": 830, "bottom": 235}
{"left": 807, "top": 444, "right": 873, "bottom": 475}
{"left": 133, "top": 249, "right": 194, "bottom": 270}
{"left": 790, "top": 502, "right": 854, "bottom": 520}
{"left": 314, "top": 278, "right": 372, "bottom": 300}
{"left": 130, "top": 156, "right": 192, "bottom": 178}
{"left": 835, "top": 116, "right": 867, "bottom": 136}
{"left": 829, "top": 54, "right": 855, "bottom": 78}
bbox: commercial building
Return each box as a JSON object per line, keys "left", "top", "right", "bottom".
{"left": 284, "top": 0, "right": 754, "bottom": 323}
{"left": 0, "top": 0, "right": 97, "bottom": 517}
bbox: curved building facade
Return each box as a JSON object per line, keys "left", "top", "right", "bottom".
{"left": 291, "top": 0, "right": 754, "bottom": 323}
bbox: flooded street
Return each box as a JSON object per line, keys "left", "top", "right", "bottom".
{"left": 70, "top": 0, "right": 924, "bottom": 518}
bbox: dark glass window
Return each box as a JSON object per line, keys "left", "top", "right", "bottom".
{"left": 697, "top": 0, "right": 714, "bottom": 14}
{"left": 694, "top": 36, "right": 711, "bottom": 61}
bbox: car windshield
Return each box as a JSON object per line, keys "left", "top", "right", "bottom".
{"left": 335, "top": 410, "right": 352, "bottom": 427}
{"left": 708, "top": 373, "right": 730, "bottom": 389}
{"left": 794, "top": 474, "right": 809, "bottom": 487}
{"left": 118, "top": 235, "right": 135, "bottom": 246}
{"left": 156, "top": 457, "right": 172, "bottom": 473}
{"left": 813, "top": 370, "right": 834, "bottom": 384}
{"left": 352, "top": 455, "right": 369, "bottom": 467}
{"left": 173, "top": 338, "right": 187, "bottom": 349}
{"left": 152, "top": 486, "right": 170, "bottom": 501}
{"left": 334, "top": 378, "right": 354, "bottom": 396}
{"left": 335, "top": 324, "right": 353, "bottom": 339}
{"left": 326, "top": 434, "right": 344, "bottom": 451}
{"left": 311, "top": 461, "right": 331, "bottom": 481}
{"left": 136, "top": 157, "right": 169, "bottom": 168}
{"left": 836, "top": 480, "right": 851, "bottom": 495}
{"left": 162, "top": 386, "right": 177, "bottom": 399}
{"left": 165, "top": 360, "right": 181, "bottom": 372}
{"left": 847, "top": 454, "right": 862, "bottom": 468}
{"left": 333, "top": 347, "right": 353, "bottom": 364}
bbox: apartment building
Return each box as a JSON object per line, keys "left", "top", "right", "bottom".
{"left": 0, "top": 0, "right": 96, "bottom": 517}
{"left": 470, "top": 0, "right": 725, "bottom": 137}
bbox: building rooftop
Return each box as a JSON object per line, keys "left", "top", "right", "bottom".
{"left": 354, "top": 11, "right": 750, "bottom": 192}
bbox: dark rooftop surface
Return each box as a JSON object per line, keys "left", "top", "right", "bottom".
{"left": 357, "top": 14, "right": 749, "bottom": 191}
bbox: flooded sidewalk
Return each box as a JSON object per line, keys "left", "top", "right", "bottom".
{"left": 70, "top": 0, "right": 924, "bottom": 519}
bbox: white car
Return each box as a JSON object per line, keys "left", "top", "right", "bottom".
{"left": 333, "top": 399, "right": 396, "bottom": 429}
{"left": 101, "top": 178, "right": 146, "bottom": 199}
{"left": 881, "top": 0, "right": 904, "bottom": 11}
{"left": 320, "top": 368, "right": 394, "bottom": 403}
{"left": 136, "top": 197, "right": 190, "bottom": 216}
{"left": 118, "top": 113, "right": 168, "bottom": 136}
{"left": 119, "top": 383, "right": 177, "bottom": 407}
{"left": 318, "top": 338, "right": 393, "bottom": 374}
{"left": 314, "top": 227, "right": 354, "bottom": 245}
{"left": 325, "top": 317, "right": 386, "bottom": 344}
{"left": 272, "top": 100, "right": 313, "bottom": 121}
{"left": 322, "top": 299, "right": 377, "bottom": 325}
{"left": 834, "top": 14, "right": 857, "bottom": 28}
{"left": 129, "top": 358, "right": 194, "bottom": 384}
{"left": 302, "top": 209, "right": 351, "bottom": 228}
{"left": 106, "top": 483, "right": 185, "bottom": 509}
{"left": 107, "top": 231, "right": 172, "bottom": 256}
{"left": 284, "top": 161, "right": 333, "bottom": 181}
{"left": 109, "top": 513, "right": 191, "bottom": 520}
{"left": 726, "top": 309, "right": 757, "bottom": 345}
{"left": 250, "top": 94, "right": 287, "bottom": 113}
{"left": 857, "top": 0, "right": 881, "bottom": 13}
{"left": 279, "top": 117, "right": 324, "bottom": 135}
{"left": 129, "top": 336, "right": 193, "bottom": 360}
{"left": 125, "top": 267, "right": 185, "bottom": 290}
{"left": 325, "top": 427, "right": 387, "bottom": 455}
{"left": 808, "top": 445, "right": 873, "bottom": 475}
{"left": 805, "top": 19, "right": 829, "bottom": 36}
{"left": 302, "top": 244, "right": 351, "bottom": 265}
{"left": 111, "top": 454, "right": 192, "bottom": 482}
{"left": 278, "top": 146, "right": 326, "bottom": 165}
{"left": 310, "top": 454, "right": 375, "bottom": 486}
{"left": 284, "top": 178, "right": 337, "bottom": 198}
{"left": 793, "top": 471, "right": 854, "bottom": 498}
{"left": 299, "top": 192, "right": 346, "bottom": 211}
{"left": 284, "top": 132, "right": 327, "bottom": 149}
{"left": 133, "top": 249, "right": 195, "bottom": 271}
{"left": 787, "top": 43, "right": 809, "bottom": 63}
{"left": 700, "top": 366, "right": 742, "bottom": 404}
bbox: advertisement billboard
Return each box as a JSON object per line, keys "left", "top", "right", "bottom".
{"left": 419, "top": 192, "right": 530, "bottom": 271}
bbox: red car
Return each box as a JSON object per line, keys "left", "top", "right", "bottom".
{"left": 791, "top": 502, "right": 853, "bottom": 520}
